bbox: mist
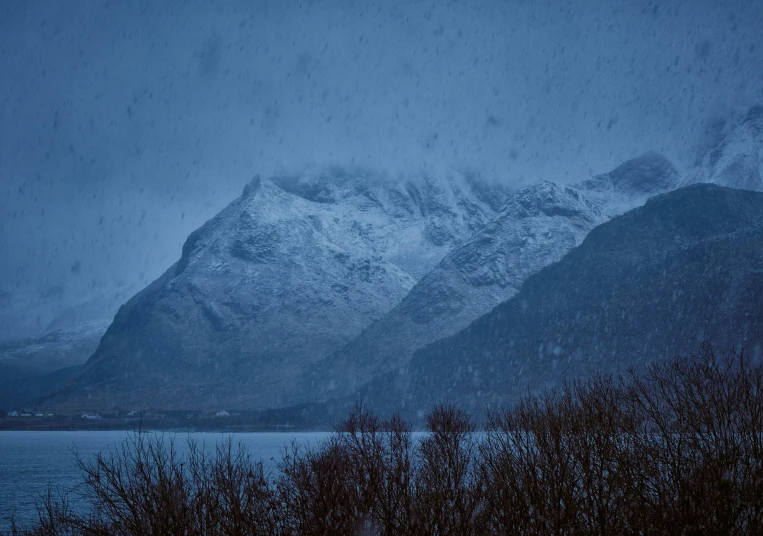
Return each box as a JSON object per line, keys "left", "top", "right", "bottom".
{"left": 1, "top": 0, "right": 762, "bottom": 326}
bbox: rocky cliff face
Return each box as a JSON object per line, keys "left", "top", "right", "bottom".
{"left": 408, "top": 184, "right": 763, "bottom": 414}
{"left": 46, "top": 168, "right": 509, "bottom": 411}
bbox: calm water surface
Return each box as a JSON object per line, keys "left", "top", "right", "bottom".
{"left": 0, "top": 430, "right": 330, "bottom": 532}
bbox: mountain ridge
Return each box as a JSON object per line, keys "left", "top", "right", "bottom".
{"left": 307, "top": 154, "right": 679, "bottom": 403}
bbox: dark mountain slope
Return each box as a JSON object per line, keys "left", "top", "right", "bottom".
{"left": 407, "top": 184, "right": 763, "bottom": 414}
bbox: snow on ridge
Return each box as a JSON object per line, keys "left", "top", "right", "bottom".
{"left": 178, "top": 166, "right": 511, "bottom": 283}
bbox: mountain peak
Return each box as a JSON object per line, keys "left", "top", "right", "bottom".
{"left": 270, "top": 167, "right": 378, "bottom": 204}
{"left": 695, "top": 105, "right": 763, "bottom": 192}
{"left": 241, "top": 174, "right": 263, "bottom": 198}
{"left": 574, "top": 152, "right": 679, "bottom": 199}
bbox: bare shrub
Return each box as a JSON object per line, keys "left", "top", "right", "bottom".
{"left": 623, "top": 343, "right": 763, "bottom": 534}
{"left": 276, "top": 401, "right": 417, "bottom": 535}
{"left": 9, "top": 433, "right": 280, "bottom": 536}
{"left": 414, "top": 404, "right": 482, "bottom": 536}
{"left": 478, "top": 345, "right": 763, "bottom": 535}
{"left": 479, "top": 378, "right": 632, "bottom": 535}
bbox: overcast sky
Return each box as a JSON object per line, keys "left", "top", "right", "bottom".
{"left": 2, "top": 0, "right": 762, "bottom": 298}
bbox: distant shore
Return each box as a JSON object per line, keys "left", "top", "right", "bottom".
{"left": 0, "top": 413, "right": 333, "bottom": 433}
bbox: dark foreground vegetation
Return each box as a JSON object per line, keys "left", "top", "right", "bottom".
{"left": 8, "top": 344, "right": 763, "bottom": 535}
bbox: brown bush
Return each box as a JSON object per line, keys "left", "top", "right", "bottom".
{"left": 276, "top": 402, "right": 418, "bottom": 535}
{"left": 415, "top": 405, "right": 482, "bottom": 535}
{"left": 479, "top": 375, "right": 635, "bottom": 535}
{"left": 621, "top": 343, "right": 763, "bottom": 534}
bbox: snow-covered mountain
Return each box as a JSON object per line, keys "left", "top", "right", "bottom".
{"left": 29, "top": 106, "right": 763, "bottom": 415}
{"left": 0, "top": 320, "right": 109, "bottom": 376}
{"left": 321, "top": 106, "right": 763, "bottom": 415}
{"left": 0, "top": 282, "right": 137, "bottom": 342}
{"left": 0, "top": 283, "right": 137, "bottom": 394}
{"left": 44, "top": 168, "right": 510, "bottom": 411}
{"left": 307, "top": 154, "right": 680, "bottom": 402}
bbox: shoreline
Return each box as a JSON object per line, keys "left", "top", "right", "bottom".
{"left": 0, "top": 416, "right": 334, "bottom": 433}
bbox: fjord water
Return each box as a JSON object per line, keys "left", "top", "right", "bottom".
{"left": 0, "top": 431, "right": 329, "bottom": 532}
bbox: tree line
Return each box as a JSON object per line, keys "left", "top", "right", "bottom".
{"left": 8, "top": 343, "right": 763, "bottom": 535}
